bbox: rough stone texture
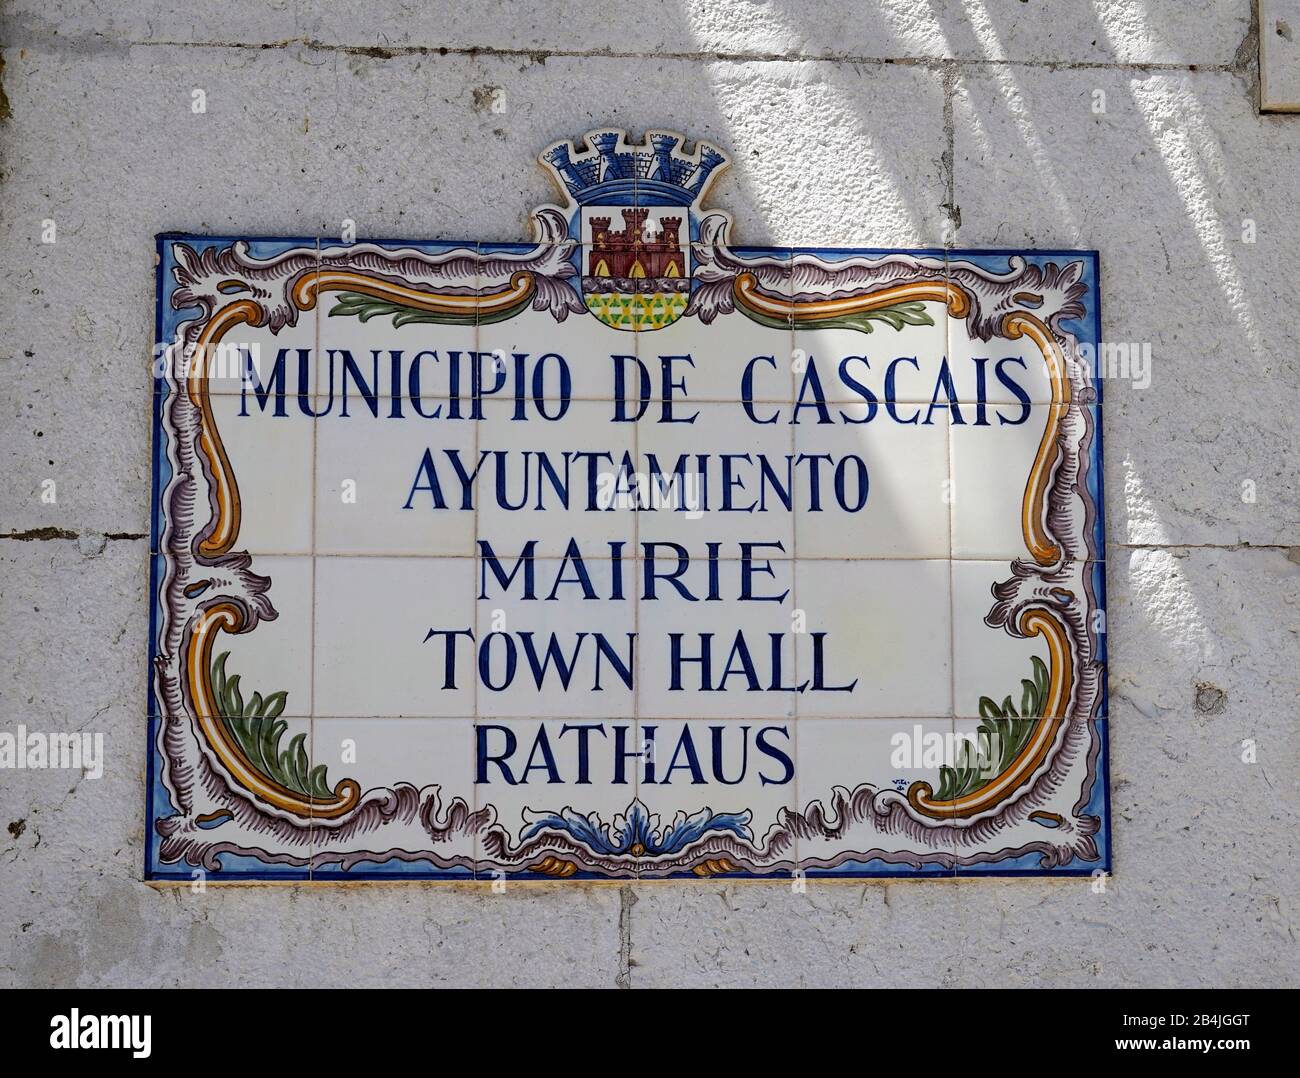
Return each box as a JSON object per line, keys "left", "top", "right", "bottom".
{"left": 1260, "top": 0, "right": 1300, "bottom": 110}
{"left": 1, "top": 2, "right": 1296, "bottom": 988}
{"left": 953, "top": 66, "right": 1300, "bottom": 547}
{"left": 0, "top": 538, "right": 146, "bottom": 723}
{"left": 4, "top": 1, "right": 1251, "bottom": 65}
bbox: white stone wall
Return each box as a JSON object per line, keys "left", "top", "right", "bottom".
{"left": 1, "top": 1, "right": 1295, "bottom": 987}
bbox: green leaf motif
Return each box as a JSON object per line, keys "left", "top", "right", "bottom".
{"left": 328, "top": 292, "right": 473, "bottom": 327}
{"left": 211, "top": 651, "right": 334, "bottom": 800}
{"left": 935, "top": 656, "right": 1050, "bottom": 801}
{"left": 328, "top": 291, "right": 532, "bottom": 328}
{"left": 742, "top": 299, "right": 935, "bottom": 335}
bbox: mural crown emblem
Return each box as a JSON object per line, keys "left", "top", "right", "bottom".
{"left": 539, "top": 129, "right": 730, "bottom": 208}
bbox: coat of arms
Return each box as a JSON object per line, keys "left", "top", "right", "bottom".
{"left": 540, "top": 130, "right": 728, "bottom": 330}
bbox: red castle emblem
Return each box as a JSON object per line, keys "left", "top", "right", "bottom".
{"left": 588, "top": 209, "right": 684, "bottom": 280}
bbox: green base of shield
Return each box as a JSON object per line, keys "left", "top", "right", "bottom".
{"left": 585, "top": 291, "right": 688, "bottom": 331}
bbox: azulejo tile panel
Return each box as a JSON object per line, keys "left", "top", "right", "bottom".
{"left": 147, "top": 129, "right": 1108, "bottom": 882}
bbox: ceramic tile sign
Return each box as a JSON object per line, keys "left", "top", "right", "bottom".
{"left": 147, "top": 129, "right": 1109, "bottom": 882}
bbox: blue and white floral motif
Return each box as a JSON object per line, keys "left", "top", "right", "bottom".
{"left": 522, "top": 799, "right": 754, "bottom": 858}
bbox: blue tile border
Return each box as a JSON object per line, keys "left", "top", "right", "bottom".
{"left": 146, "top": 229, "right": 1108, "bottom": 882}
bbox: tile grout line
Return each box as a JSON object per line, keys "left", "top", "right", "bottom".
{"left": 632, "top": 283, "right": 641, "bottom": 887}
{"left": 27, "top": 33, "right": 1249, "bottom": 75}
{"left": 309, "top": 237, "right": 321, "bottom": 876}
{"left": 472, "top": 242, "right": 482, "bottom": 882}
{"left": 944, "top": 245, "right": 961, "bottom": 872}
{"left": 172, "top": 550, "right": 1105, "bottom": 561}
{"left": 786, "top": 258, "right": 800, "bottom": 884}
{"left": 200, "top": 391, "right": 1028, "bottom": 405}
